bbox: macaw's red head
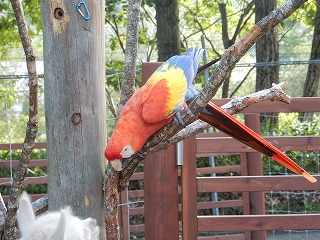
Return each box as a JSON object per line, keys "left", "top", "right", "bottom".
{"left": 105, "top": 132, "right": 140, "bottom": 171}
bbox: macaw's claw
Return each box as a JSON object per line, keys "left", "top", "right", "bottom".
{"left": 174, "top": 111, "right": 186, "bottom": 127}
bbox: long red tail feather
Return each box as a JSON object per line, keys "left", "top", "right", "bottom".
{"left": 199, "top": 101, "right": 316, "bottom": 183}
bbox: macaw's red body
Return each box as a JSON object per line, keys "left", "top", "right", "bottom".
{"left": 105, "top": 48, "right": 316, "bottom": 183}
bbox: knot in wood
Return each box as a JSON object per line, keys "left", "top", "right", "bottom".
{"left": 54, "top": 8, "right": 64, "bottom": 20}
{"left": 71, "top": 113, "right": 82, "bottom": 125}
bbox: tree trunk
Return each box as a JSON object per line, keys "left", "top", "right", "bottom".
{"left": 219, "top": 2, "right": 232, "bottom": 98}
{"left": 41, "top": 1, "right": 106, "bottom": 238}
{"left": 255, "top": 0, "right": 279, "bottom": 129}
{"left": 255, "top": 0, "right": 279, "bottom": 91}
{"left": 300, "top": 0, "right": 320, "bottom": 120}
{"left": 219, "top": 1, "right": 254, "bottom": 98}
{"left": 155, "top": 0, "right": 180, "bottom": 61}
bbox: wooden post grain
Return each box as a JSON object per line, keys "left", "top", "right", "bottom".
{"left": 41, "top": 0, "right": 106, "bottom": 238}
{"left": 181, "top": 136, "right": 198, "bottom": 240}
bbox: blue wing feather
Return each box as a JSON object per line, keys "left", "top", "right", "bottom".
{"left": 155, "top": 48, "right": 204, "bottom": 86}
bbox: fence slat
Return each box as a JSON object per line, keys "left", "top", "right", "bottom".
{"left": 197, "top": 175, "right": 320, "bottom": 192}
{"left": 198, "top": 234, "right": 245, "bottom": 240}
{"left": 198, "top": 214, "right": 320, "bottom": 231}
{"left": 0, "top": 159, "right": 48, "bottom": 168}
{"left": 196, "top": 165, "right": 241, "bottom": 175}
{"left": 0, "top": 142, "right": 46, "bottom": 150}
{"left": 0, "top": 177, "right": 47, "bottom": 185}
{"left": 197, "top": 200, "right": 243, "bottom": 209}
{"left": 196, "top": 136, "right": 320, "bottom": 157}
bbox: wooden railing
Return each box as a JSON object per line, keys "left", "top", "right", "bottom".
{"left": 180, "top": 98, "right": 320, "bottom": 240}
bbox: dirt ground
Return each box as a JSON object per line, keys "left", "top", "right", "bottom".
{"left": 267, "top": 230, "right": 320, "bottom": 240}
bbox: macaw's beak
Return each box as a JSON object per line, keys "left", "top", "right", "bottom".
{"left": 110, "top": 159, "right": 122, "bottom": 171}
{"left": 109, "top": 158, "right": 130, "bottom": 172}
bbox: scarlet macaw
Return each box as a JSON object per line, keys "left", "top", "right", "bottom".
{"left": 105, "top": 48, "right": 316, "bottom": 183}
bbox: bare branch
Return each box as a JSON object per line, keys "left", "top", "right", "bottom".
{"left": 104, "top": 0, "right": 141, "bottom": 239}
{"left": 229, "top": 66, "right": 255, "bottom": 98}
{"left": 106, "top": 18, "right": 126, "bottom": 54}
{"left": 0, "top": 194, "right": 6, "bottom": 216}
{"left": 230, "top": 1, "right": 255, "bottom": 44}
{"left": 105, "top": 87, "right": 118, "bottom": 118}
{"left": 0, "top": 193, "right": 6, "bottom": 237}
{"left": 104, "top": 165, "right": 121, "bottom": 239}
{"left": 118, "top": 0, "right": 142, "bottom": 111}
{"left": 4, "top": 0, "right": 38, "bottom": 239}
{"left": 117, "top": 0, "right": 308, "bottom": 191}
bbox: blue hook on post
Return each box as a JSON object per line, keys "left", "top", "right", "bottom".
{"left": 76, "top": 2, "right": 90, "bottom": 20}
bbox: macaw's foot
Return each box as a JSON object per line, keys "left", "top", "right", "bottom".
{"left": 174, "top": 111, "right": 186, "bottom": 127}
{"left": 138, "top": 150, "right": 147, "bottom": 159}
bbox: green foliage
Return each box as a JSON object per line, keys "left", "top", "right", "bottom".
{"left": 0, "top": 0, "right": 42, "bottom": 59}
{"left": 106, "top": 61, "right": 124, "bottom": 90}
{"left": 277, "top": 113, "right": 320, "bottom": 136}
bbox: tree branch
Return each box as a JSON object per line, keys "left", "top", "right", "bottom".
{"left": 219, "top": 3, "right": 230, "bottom": 49}
{"left": 117, "top": 0, "right": 308, "bottom": 191}
{"left": 106, "top": 18, "right": 126, "bottom": 55}
{"left": 230, "top": 1, "right": 255, "bottom": 44}
{"left": 105, "top": 87, "right": 118, "bottom": 118}
{"left": 4, "top": 0, "right": 38, "bottom": 239}
{"left": 229, "top": 66, "right": 255, "bottom": 98}
{"left": 104, "top": 0, "right": 141, "bottom": 239}
{"left": 118, "top": 0, "right": 142, "bottom": 111}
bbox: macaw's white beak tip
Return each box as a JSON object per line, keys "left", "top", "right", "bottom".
{"left": 110, "top": 159, "right": 122, "bottom": 171}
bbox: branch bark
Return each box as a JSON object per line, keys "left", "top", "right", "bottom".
{"left": 118, "top": 0, "right": 142, "bottom": 111}
{"left": 117, "top": 0, "right": 308, "bottom": 191}
{"left": 4, "top": 0, "right": 38, "bottom": 239}
{"left": 104, "top": 0, "right": 141, "bottom": 239}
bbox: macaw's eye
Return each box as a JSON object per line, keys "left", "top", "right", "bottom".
{"left": 121, "top": 145, "right": 134, "bottom": 158}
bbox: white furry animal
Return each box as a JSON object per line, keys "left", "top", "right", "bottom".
{"left": 17, "top": 191, "right": 100, "bottom": 240}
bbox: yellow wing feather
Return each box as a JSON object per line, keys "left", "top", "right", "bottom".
{"left": 141, "top": 67, "right": 187, "bottom": 123}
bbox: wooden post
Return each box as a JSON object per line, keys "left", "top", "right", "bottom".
{"left": 143, "top": 62, "right": 179, "bottom": 239}
{"left": 245, "top": 114, "right": 266, "bottom": 240}
{"left": 41, "top": 0, "right": 106, "bottom": 238}
{"left": 181, "top": 136, "right": 198, "bottom": 240}
{"left": 240, "top": 152, "right": 252, "bottom": 240}
{"left": 119, "top": 189, "right": 129, "bottom": 240}
{"left": 144, "top": 145, "right": 179, "bottom": 239}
